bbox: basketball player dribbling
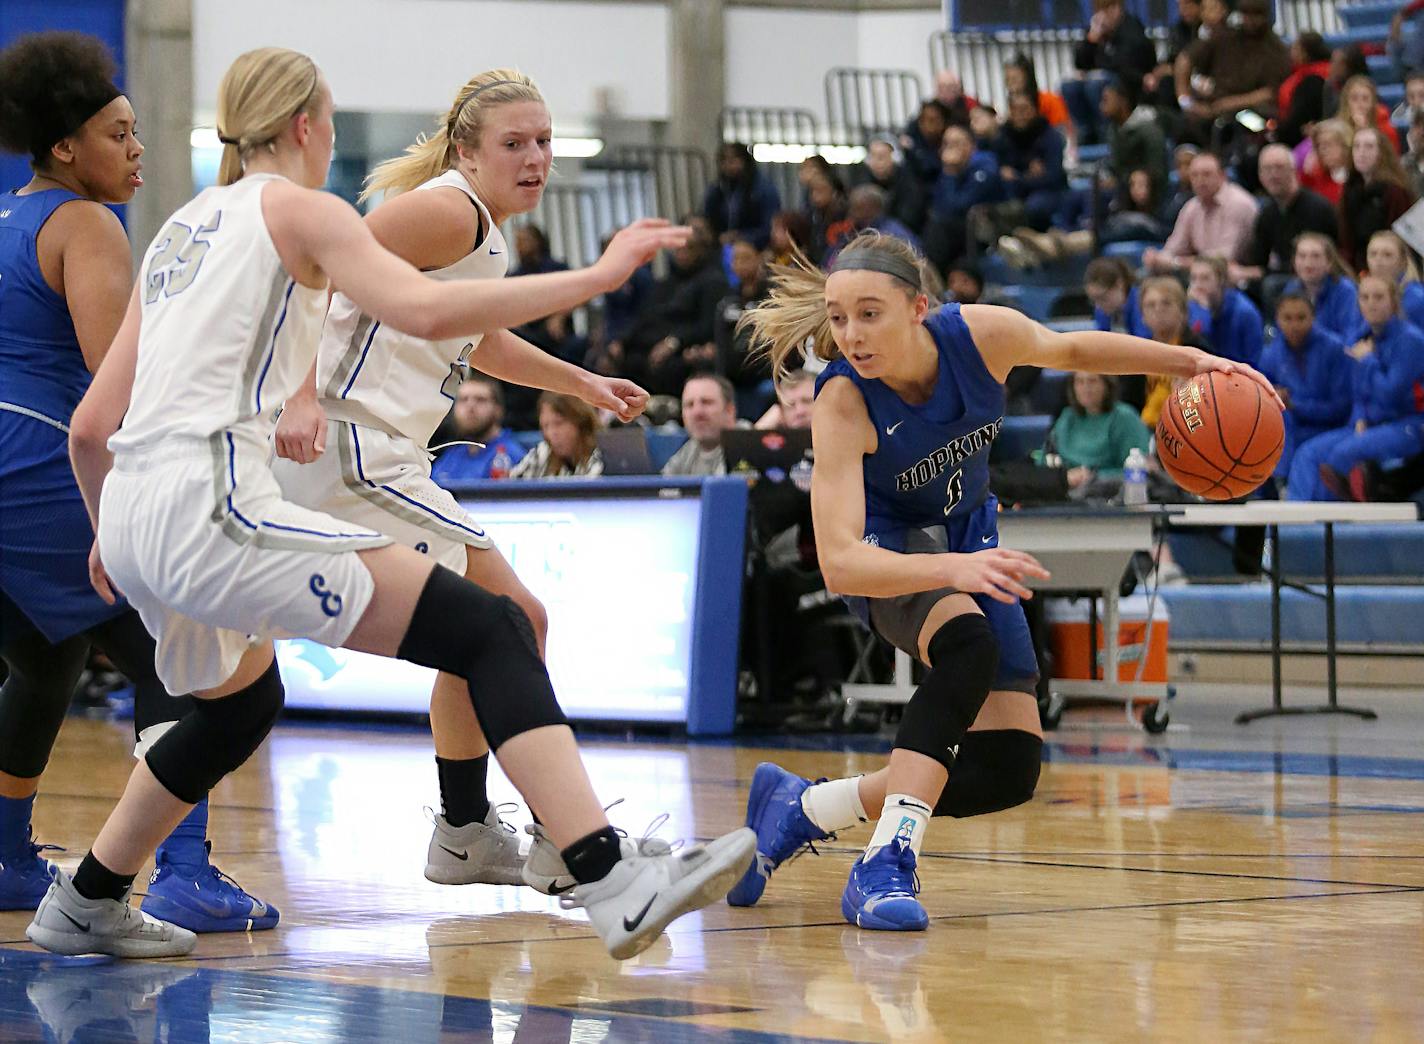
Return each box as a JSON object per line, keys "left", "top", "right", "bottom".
{"left": 272, "top": 69, "right": 652, "bottom": 893}
{"left": 730, "top": 231, "right": 1279, "bottom": 930}
{"left": 25, "top": 46, "right": 753, "bottom": 961}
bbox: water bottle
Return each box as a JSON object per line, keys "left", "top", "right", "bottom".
{"left": 488, "top": 447, "right": 512, "bottom": 480}
{"left": 1122, "top": 447, "right": 1148, "bottom": 506}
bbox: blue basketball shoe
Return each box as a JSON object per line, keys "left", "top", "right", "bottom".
{"left": 0, "top": 827, "right": 59, "bottom": 911}
{"left": 140, "top": 842, "right": 279, "bottom": 933}
{"left": 726, "top": 762, "right": 832, "bottom": 907}
{"left": 841, "top": 838, "right": 929, "bottom": 931}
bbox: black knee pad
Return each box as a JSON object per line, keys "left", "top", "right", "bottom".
{"left": 397, "top": 565, "right": 568, "bottom": 751}
{"left": 144, "top": 658, "right": 285, "bottom": 804}
{"left": 893, "top": 613, "right": 1000, "bottom": 771}
{"left": 0, "top": 630, "right": 89, "bottom": 778}
{"left": 933, "top": 729, "right": 1042, "bottom": 818}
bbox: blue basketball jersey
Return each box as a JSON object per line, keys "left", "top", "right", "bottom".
{"left": 0, "top": 188, "right": 92, "bottom": 428}
{"left": 814, "top": 303, "right": 1004, "bottom": 548}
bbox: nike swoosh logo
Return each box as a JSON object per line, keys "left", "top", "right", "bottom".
{"left": 981, "top": 535, "right": 994, "bottom": 544}
{"left": 895, "top": 799, "right": 931, "bottom": 813}
{"left": 622, "top": 892, "right": 658, "bottom": 932}
{"left": 59, "top": 909, "right": 91, "bottom": 933}
{"left": 489, "top": 248, "right": 503, "bottom": 255}
{"left": 548, "top": 880, "right": 577, "bottom": 895}
{"left": 439, "top": 845, "right": 469, "bottom": 861}
{"left": 885, "top": 421, "right": 904, "bottom": 435}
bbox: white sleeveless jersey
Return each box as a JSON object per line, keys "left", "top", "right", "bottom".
{"left": 110, "top": 173, "right": 326, "bottom": 455}
{"left": 317, "top": 169, "right": 508, "bottom": 445}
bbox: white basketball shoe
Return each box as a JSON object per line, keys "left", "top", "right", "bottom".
{"left": 424, "top": 803, "right": 526, "bottom": 886}
{"left": 27, "top": 871, "right": 196, "bottom": 958}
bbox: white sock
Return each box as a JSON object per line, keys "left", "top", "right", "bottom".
{"left": 799, "top": 776, "right": 868, "bottom": 834}
{"left": 865, "top": 794, "right": 931, "bottom": 860}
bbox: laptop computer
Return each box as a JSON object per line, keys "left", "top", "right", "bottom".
{"left": 597, "top": 426, "right": 656, "bottom": 476}
{"left": 721, "top": 428, "right": 813, "bottom": 485}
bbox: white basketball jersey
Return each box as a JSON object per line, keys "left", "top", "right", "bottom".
{"left": 111, "top": 173, "right": 326, "bottom": 455}
{"left": 317, "top": 169, "right": 508, "bottom": 445}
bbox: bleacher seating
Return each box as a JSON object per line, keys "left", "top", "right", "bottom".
{"left": 1161, "top": 584, "right": 1424, "bottom": 651}
{"left": 1169, "top": 523, "right": 1424, "bottom": 583}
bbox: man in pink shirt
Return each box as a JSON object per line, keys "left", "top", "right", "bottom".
{"left": 1143, "top": 150, "right": 1258, "bottom": 273}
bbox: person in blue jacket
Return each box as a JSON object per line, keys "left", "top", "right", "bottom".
{"left": 1281, "top": 232, "right": 1364, "bottom": 341}
{"left": 0, "top": 31, "right": 274, "bottom": 929}
{"left": 1288, "top": 274, "right": 1424, "bottom": 499}
{"left": 923, "top": 124, "right": 1004, "bottom": 270}
{"left": 1085, "top": 256, "right": 1210, "bottom": 339}
{"left": 702, "top": 142, "right": 782, "bottom": 251}
{"left": 1258, "top": 292, "right": 1353, "bottom": 477}
{"left": 724, "top": 230, "right": 1278, "bottom": 931}
{"left": 1363, "top": 229, "right": 1424, "bottom": 332}
{"left": 992, "top": 92, "right": 1068, "bottom": 232}
{"left": 431, "top": 375, "right": 529, "bottom": 484}
{"left": 1189, "top": 255, "right": 1264, "bottom": 366}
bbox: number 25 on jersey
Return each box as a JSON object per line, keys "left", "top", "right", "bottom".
{"left": 145, "top": 212, "right": 222, "bottom": 304}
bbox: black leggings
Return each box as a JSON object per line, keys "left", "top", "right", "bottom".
{"left": 0, "top": 608, "right": 192, "bottom": 779}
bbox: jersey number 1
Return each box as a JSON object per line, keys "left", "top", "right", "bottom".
{"left": 943, "top": 468, "right": 963, "bottom": 516}
{"left": 145, "top": 212, "right": 222, "bottom": 304}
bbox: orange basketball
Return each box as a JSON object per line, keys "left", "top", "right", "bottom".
{"left": 1154, "top": 371, "right": 1284, "bottom": 500}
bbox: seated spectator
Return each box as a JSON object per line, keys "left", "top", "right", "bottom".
{"left": 945, "top": 257, "right": 984, "bottom": 304}
{"left": 717, "top": 237, "right": 774, "bottom": 407}
{"left": 969, "top": 105, "right": 1000, "bottom": 150}
{"left": 804, "top": 170, "right": 848, "bottom": 264}
{"left": 1136, "top": 276, "right": 1211, "bottom": 424}
{"left": 905, "top": 70, "right": 977, "bottom": 138}
{"left": 1275, "top": 31, "right": 1334, "bottom": 149}
{"left": 1173, "top": 0, "right": 1231, "bottom": 110}
{"left": 924, "top": 124, "right": 1004, "bottom": 271}
{"left": 663, "top": 374, "right": 739, "bottom": 476}
{"left": 1064, "top": 0, "right": 1156, "bottom": 146}
{"left": 1232, "top": 143, "right": 1338, "bottom": 292}
{"left": 1324, "top": 45, "right": 1370, "bottom": 116}
{"left": 431, "top": 375, "right": 529, "bottom": 484}
{"left": 1086, "top": 256, "right": 1210, "bottom": 337}
{"left": 1389, "top": 2, "right": 1424, "bottom": 83}
{"left": 901, "top": 100, "right": 952, "bottom": 185}
{"left": 509, "top": 392, "right": 603, "bottom": 478}
{"left": 1296, "top": 119, "right": 1353, "bottom": 205}
{"left": 1258, "top": 291, "right": 1352, "bottom": 480}
{"left": 1336, "top": 75, "right": 1401, "bottom": 154}
{"left": 767, "top": 210, "right": 812, "bottom": 268}
{"left": 849, "top": 137, "right": 927, "bottom": 233}
{"left": 1102, "top": 77, "right": 1168, "bottom": 211}
{"left": 617, "top": 231, "right": 730, "bottom": 396}
{"left": 1144, "top": 150, "right": 1258, "bottom": 273}
{"left": 595, "top": 233, "right": 654, "bottom": 356}
{"left": 703, "top": 142, "right": 781, "bottom": 250}
{"left": 1005, "top": 52, "right": 1072, "bottom": 139}
{"left": 1338, "top": 127, "right": 1417, "bottom": 272}
{"left": 1177, "top": 0, "right": 1291, "bottom": 147}
{"left": 755, "top": 368, "right": 815, "bottom": 430}
{"left": 517, "top": 308, "right": 587, "bottom": 366}
{"left": 1050, "top": 372, "right": 1153, "bottom": 497}
{"left": 827, "top": 184, "right": 921, "bottom": 263}
{"left": 1163, "top": 143, "right": 1199, "bottom": 225}
{"left": 1364, "top": 229, "right": 1424, "bottom": 332}
{"left": 1404, "top": 111, "right": 1424, "bottom": 199}
{"left": 1283, "top": 232, "right": 1364, "bottom": 340}
{"left": 1147, "top": 0, "right": 1203, "bottom": 116}
{"left": 1100, "top": 167, "right": 1173, "bottom": 244}
{"left": 1189, "top": 255, "right": 1264, "bottom": 366}
{"left": 509, "top": 225, "right": 567, "bottom": 277}
{"left": 1287, "top": 274, "right": 1424, "bottom": 500}
{"left": 991, "top": 91, "right": 1069, "bottom": 232}
{"left": 1390, "top": 70, "right": 1424, "bottom": 128}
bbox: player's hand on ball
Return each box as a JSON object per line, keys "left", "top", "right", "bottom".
{"left": 588, "top": 376, "right": 650, "bottom": 423}
{"left": 88, "top": 539, "right": 120, "bottom": 605}
{"left": 943, "top": 548, "right": 1051, "bottom": 603}
{"left": 275, "top": 395, "right": 328, "bottom": 463}
{"left": 1191, "top": 354, "right": 1284, "bottom": 411}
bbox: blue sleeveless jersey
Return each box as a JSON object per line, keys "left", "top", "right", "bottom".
{"left": 0, "top": 188, "right": 126, "bottom": 642}
{"left": 814, "top": 302, "right": 1005, "bottom": 550}
{"left": 0, "top": 188, "right": 92, "bottom": 426}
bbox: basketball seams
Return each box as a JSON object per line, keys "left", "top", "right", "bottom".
{"left": 1159, "top": 374, "right": 1284, "bottom": 498}
{"left": 1161, "top": 401, "right": 1231, "bottom": 496}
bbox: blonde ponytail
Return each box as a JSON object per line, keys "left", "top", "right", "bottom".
{"left": 739, "top": 230, "right": 937, "bottom": 379}
{"left": 360, "top": 68, "right": 543, "bottom": 203}
{"left": 215, "top": 47, "right": 320, "bottom": 186}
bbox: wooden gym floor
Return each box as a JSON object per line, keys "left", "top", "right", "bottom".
{"left": 2, "top": 685, "right": 1422, "bottom": 1043}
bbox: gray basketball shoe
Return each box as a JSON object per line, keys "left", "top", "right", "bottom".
{"left": 26, "top": 871, "right": 196, "bottom": 958}
{"left": 424, "top": 803, "right": 526, "bottom": 886}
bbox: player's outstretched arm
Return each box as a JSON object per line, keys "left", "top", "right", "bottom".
{"left": 474, "top": 330, "right": 650, "bottom": 423}
{"left": 811, "top": 377, "right": 1049, "bottom": 603}
{"left": 266, "top": 184, "right": 687, "bottom": 341}
{"left": 962, "top": 304, "right": 1284, "bottom": 409}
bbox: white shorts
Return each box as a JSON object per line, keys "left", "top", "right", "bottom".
{"left": 100, "top": 435, "right": 392, "bottom": 695}
{"left": 272, "top": 420, "right": 492, "bottom": 574}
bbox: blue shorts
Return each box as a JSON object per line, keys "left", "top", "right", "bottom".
{"left": 0, "top": 410, "right": 127, "bottom": 643}
{"left": 843, "top": 498, "right": 1039, "bottom": 694}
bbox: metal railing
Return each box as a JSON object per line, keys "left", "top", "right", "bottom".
{"left": 606, "top": 145, "right": 712, "bottom": 223}
{"left": 824, "top": 67, "right": 925, "bottom": 143}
